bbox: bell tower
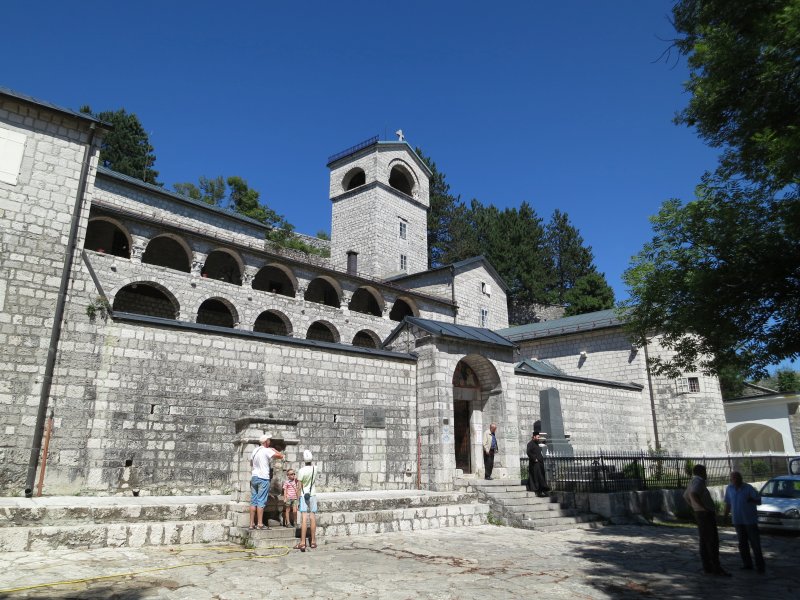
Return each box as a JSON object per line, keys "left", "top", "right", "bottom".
{"left": 328, "top": 135, "right": 431, "bottom": 280}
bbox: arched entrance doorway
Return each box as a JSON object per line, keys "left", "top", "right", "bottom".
{"left": 452, "top": 356, "right": 501, "bottom": 476}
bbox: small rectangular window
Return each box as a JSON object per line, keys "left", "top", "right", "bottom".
{"left": 399, "top": 221, "right": 407, "bottom": 239}
{"left": 0, "top": 127, "right": 27, "bottom": 186}
{"left": 400, "top": 254, "right": 407, "bottom": 271}
{"left": 676, "top": 377, "right": 701, "bottom": 394}
{"left": 480, "top": 308, "right": 489, "bottom": 328}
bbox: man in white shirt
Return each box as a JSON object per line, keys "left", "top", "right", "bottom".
{"left": 249, "top": 434, "right": 284, "bottom": 530}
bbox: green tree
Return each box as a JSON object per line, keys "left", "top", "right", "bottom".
{"left": 417, "top": 148, "right": 466, "bottom": 267}
{"left": 622, "top": 178, "right": 800, "bottom": 379}
{"left": 776, "top": 369, "right": 799, "bottom": 392}
{"left": 173, "top": 176, "right": 226, "bottom": 205}
{"left": 563, "top": 272, "right": 615, "bottom": 317}
{"left": 545, "top": 210, "right": 596, "bottom": 304}
{"left": 622, "top": 0, "right": 800, "bottom": 379}
{"left": 81, "top": 106, "right": 159, "bottom": 185}
{"left": 672, "top": 0, "right": 800, "bottom": 189}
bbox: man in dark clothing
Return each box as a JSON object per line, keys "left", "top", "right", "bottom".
{"left": 684, "top": 464, "right": 730, "bottom": 577}
{"left": 527, "top": 432, "right": 549, "bottom": 497}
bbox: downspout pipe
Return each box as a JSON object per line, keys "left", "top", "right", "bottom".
{"left": 450, "top": 265, "right": 456, "bottom": 323}
{"left": 24, "top": 122, "right": 98, "bottom": 497}
{"left": 642, "top": 337, "right": 661, "bottom": 451}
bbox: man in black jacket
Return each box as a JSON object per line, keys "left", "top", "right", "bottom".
{"left": 527, "top": 432, "right": 549, "bottom": 497}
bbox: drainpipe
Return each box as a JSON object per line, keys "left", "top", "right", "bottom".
{"left": 24, "top": 122, "right": 98, "bottom": 497}
{"left": 642, "top": 337, "right": 661, "bottom": 450}
{"left": 450, "top": 265, "right": 456, "bottom": 323}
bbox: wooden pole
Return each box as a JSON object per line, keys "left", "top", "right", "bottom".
{"left": 36, "top": 410, "right": 54, "bottom": 497}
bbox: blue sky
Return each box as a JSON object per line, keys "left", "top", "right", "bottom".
{"left": 3, "top": 1, "right": 718, "bottom": 302}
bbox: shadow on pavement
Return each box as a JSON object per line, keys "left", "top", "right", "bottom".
{"left": 563, "top": 524, "right": 799, "bottom": 599}
{"left": 0, "top": 580, "right": 169, "bottom": 600}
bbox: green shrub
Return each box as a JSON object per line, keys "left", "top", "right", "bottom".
{"left": 623, "top": 461, "right": 645, "bottom": 479}
{"left": 684, "top": 459, "right": 696, "bottom": 477}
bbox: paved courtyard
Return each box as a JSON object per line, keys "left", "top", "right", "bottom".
{"left": 0, "top": 524, "right": 796, "bottom": 599}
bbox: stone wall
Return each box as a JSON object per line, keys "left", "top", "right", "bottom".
{"left": 508, "top": 300, "right": 565, "bottom": 326}
{"left": 452, "top": 263, "right": 509, "bottom": 330}
{"left": 38, "top": 267, "right": 420, "bottom": 494}
{"left": 514, "top": 374, "right": 653, "bottom": 453}
{"left": 0, "top": 98, "right": 99, "bottom": 495}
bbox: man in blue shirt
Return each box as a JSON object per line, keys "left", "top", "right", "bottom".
{"left": 724, "top": 471, "right": 765, "bottom": 573}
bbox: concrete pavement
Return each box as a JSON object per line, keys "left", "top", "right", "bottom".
{"left": 0, "top": 523, "right": 797, "bottom": 599}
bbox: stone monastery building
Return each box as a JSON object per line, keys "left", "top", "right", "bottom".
{"left": 0, "top": 88, "right": 730, "bottom": 497}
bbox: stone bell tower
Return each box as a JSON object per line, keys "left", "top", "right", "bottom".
{"left": 327, "top": 134, "right": 431, "bottom": 280}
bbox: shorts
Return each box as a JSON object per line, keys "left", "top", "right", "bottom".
{"left": 284, "top": 498, "right": 298, "bottom": 507}
{"left": 250, "top": 476, "right": 270, "bottom": 508}
{"left": 299, "top": 495, "right": 318, "bottom": 513}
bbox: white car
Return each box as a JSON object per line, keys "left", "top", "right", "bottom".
{"left": 757, "top": 475, "right": 800, "bottom": 531}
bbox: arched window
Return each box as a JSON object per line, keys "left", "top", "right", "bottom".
{"left": 352, "top": 330, "right": 380, "bottom": 349}
{"left": 202, "top": 250, "right": 242, "bottom": 285}
{"left": 112, "top": 283, "right": 178, "bottom": 319}
{"left": 348, "top": 287, "right": 383, "bottom": 317}
{"left": 252, "top": 264, "right": 296, "bottom": 297}
{"left": 254, "top": 310, "right": 292, "bottom": 337}
{"left": 389, "top": 298, "right": 417, "bottom": 321}
{"left": 306, "top": 321, "right": 339, "bottom": 343}
{"left": 142, "top": 236, "right": 191, "bottom": 273}
{"left": 196, "top": 298, "right": 236, "bottom": 328}
{"left": 389, "top": 165, "right": 414, "bottom": 196}
{"left": 304, "top": 277, "right": 341, "bottom": 308}
{"left": 85, "top": 218, "right": 130, "bottom": 258}
{"left": 342, "top": 167, "right": 366, "bottom": 191}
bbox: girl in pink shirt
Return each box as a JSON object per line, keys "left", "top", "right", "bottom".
{"left": 282, "top": 469, "right": 299, "bottom": 527}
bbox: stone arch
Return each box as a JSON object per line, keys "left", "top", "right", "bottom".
{"left": 253, "top": 310, "right": 292, "bottom": 337}
{"left": 342, "top": 167, "right": 366, "bottom": 191}
{"left": 306, "top": 320, "right": 340, "bottom": 343}
{"left": 252, "top": 263, "right": 297, "bottom": 297}
{"left": 352, "top": 329, "right": 381, "bottom": 348}
{"left": 304, "top": 276, "right": 342, "bottom": 308}
{"left": 728, "top": 423, "right": 785, "bottom": 453}
{"left": 452, "top": 355, "right": 502, "bottom": 475}
{"left": 85, "top": 216, "right": 131, "bottom": 258}
{"left": 348, "top": 286, "right": 384, "bottom": 316}
{"left": 112, "top": 282, "right": 179, "bottom": 319}
{"left": 202, "top": 249, "right": 243, "bottom": 285}
{"left": 142, "top": 234, "right": 192, "bottom": 273}
{"left": 389, "top": 296, "right": 419, "bottom": 321}
{"left": 388, "top": 160, "right": 417, "bottom": 197}
{"left": 196, "top": 297, "right": 238, "bottom": 328}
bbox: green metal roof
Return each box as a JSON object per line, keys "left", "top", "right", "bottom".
{"left": 383, "top": 316, "right": 515, "bottom": 349}
{"left": 498, "top": 309, "right": 622, "bottom": 342}
{"left": 515, "top": 358, "right": 566, "bottom": 376}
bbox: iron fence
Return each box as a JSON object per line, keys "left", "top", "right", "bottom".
{"left": 520, "top": 452, "right": 794, "bottom": 493}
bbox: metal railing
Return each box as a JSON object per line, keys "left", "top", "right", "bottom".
{"left": 520, "top": 452, "right": 795, "bottom": 493}
{"left": 327, "top": 135, "right": 379, "bottom": 164}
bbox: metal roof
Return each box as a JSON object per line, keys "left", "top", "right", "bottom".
{"left": 384, "top": 316, "right": 515, "bottom": 349}
{"left": 515, "top": 358, "right": 643, "bottom": 391}
{"left": 113, "top": 312, "right": 418, "bottom": 361}
{"left": 0, "top": 87, "right": 111, "bottom": 128}
{"left": 498, "top": 309, "right": 622, "bottom": 342}
{"left": 515, "top": 358, "right": 566, "bottom": 377}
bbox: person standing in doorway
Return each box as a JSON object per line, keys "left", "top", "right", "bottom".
{"left": 724, "top": 471, "right": 765, "bottom": 573}
{"left": 527, "top": 431, "right": 549, "bottom": 497}
{"left": 482, "top": 423, "right": 499, "bottom": 480}
{"left": 296, "top": 449, "right": 318, "bottom": 551}
{"left": 249, "top": 434, "right": 284, "bottom": 530}
{"left": 684, "top": 464, "right": 730, "bottom": 576}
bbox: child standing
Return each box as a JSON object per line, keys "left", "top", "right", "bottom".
{"left": 282, "top": 469, "right": 299, "bottom": 527}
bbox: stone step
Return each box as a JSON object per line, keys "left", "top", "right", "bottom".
{"left": 0, "top": 495, "right": 231, "bottom": 528}
{"left": 518, "top": 513, "right": 603, "bottom": 529}
{"left": 0, "top": 519, "right": 231, "bottom": 552}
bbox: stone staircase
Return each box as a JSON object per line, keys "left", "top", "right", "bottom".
{"left": 230, "top": 489, "right": 490, "bottom": 549}
{"left": 455, "top": 478, "right": 604, "bottom": 532}
{"left": 0, "top": 495, "right": 232, "bottom": 552}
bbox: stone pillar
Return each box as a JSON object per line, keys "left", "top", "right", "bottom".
{"left": 539, "top": 388, "right": 573, "bottom": 456}
{"left": 129, "top": 236, "right": 147, "bottom": 263}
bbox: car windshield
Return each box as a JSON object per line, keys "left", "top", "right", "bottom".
{"left": 760, "top": 479, "right": 800, "bottom": 499}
